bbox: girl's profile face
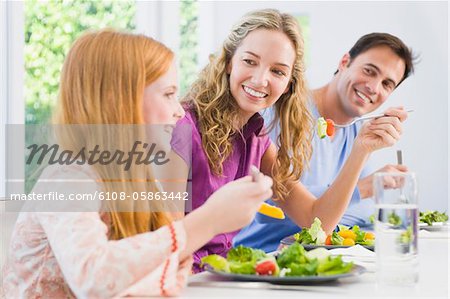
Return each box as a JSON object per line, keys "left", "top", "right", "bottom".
{"left": 143, "top": 61, "right": 185, "bottom": 152}
{"left": 227, "top": 29, "right": 296, "bottom": 122}
{"left": 143, "top": 61, "right": 184, "bottom": 125}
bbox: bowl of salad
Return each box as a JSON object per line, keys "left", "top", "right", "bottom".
{"left": 418, "top": 210, "right": 449, "bottom": 231}
{"left": 279, "top": 218, "right": 375, "bottom": 251}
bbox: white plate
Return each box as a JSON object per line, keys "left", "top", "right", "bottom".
{"left": 419, "top": 222, "right": 450, "bottom": 231}
{"left": 279, "top": 236, "right": 375, "bottom": 251}
{"left": 205, "top": 264, "right": 366, "bottom": 284}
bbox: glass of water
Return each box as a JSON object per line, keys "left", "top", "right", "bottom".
{"left": 373, "top": 172, "right": 419, "bottom": 287}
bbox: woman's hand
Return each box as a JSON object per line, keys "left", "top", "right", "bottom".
{"left": 355, "top": 107, "right": 408, "bottom": 153}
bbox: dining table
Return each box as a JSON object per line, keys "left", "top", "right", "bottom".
{"left": 181, "top": 230, "right": 449, "bottom": 298}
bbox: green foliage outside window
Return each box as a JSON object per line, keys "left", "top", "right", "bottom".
{"left": 24, "top": 0, "right": 135, "bottom": 193}
{"left": 296, "top": 15, "right": 311, "bottom": 65}
{"left": 25, "top": 0, "right": 135, "bottom": 125}
{"left": 179, "top": 0, "right": 198, "bottom": 96}
{"left": 23, "top": 0, "right": 199, "bottom": 192}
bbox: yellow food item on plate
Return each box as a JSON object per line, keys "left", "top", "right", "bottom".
{"left": 364, "top": 232, "right": 375, "bottom": 240}
{"left": 342, "top": 238, "right": 355, "bottom": 246}
{"left": 338, "top": 230, "right": 357, "bottom": 240}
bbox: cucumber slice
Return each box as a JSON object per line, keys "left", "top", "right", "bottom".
{"left": 317, "top": 117, "right": 327, "bottom": 139}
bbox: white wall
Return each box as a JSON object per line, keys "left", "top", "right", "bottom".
{"left": 198, "top": 1, "right": 448, "bottom": 211}
{"left": 1, "top": 0, "right": 23, "bottom": 269}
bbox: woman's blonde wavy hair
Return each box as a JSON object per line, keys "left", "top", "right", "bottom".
{"left": 184, "top": 9, "right": 313, "bottom": 200}
{"left": 54, "top": 29, "right": 174, "bottom": 239}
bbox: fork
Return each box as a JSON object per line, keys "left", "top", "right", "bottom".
{"left": 251, "top": 165, "right": 285, "bottom": 219}
{"left": 333, "top": 109, "right": 414, "bottom": 128}
{"left": 397, "top": 150, "right": 408, "bottom": 203}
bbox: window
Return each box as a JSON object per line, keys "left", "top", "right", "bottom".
{"left": 296, "top": 15, "right": 311, "bottom": 65}
{"left": 23, "top": 0, "right": 135, "bottom": 192}
{"left": 22, "top": 1, "right": 200, "bottom": 191}
{"left": 24, "top": 0, "right": 136, "bottom": 125}
{"left": 24, "top": 0, "right": 200, "bottom": 124}
{"left": 179, "top": 0, "right": 198, "bottom": 96}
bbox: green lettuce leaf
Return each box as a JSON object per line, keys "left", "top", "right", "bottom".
{"left": 319, "top": 261, "right": 354, "bottom": 276}
{"left": 388, "top": 212, "right": 402, "bottom": 226}
{"left": 331, "top": 231, "right": 344, "bottom": 245}
{"left": 227, "top": 245, "right": 254, "bottom": 263}
{"left": 359, "top": 238, "right": 375, "bottom": 246}
{"left": 286, "top": 259, "right": 319, "bottom": 276}
{"left": 317, "top": 255, "right": 343, "bottom": 273}
{"left": 229, "top": 261, "right": 257, "bottom": 274}
{"left": 226, "top": 245, "right": 267, "bottom": 274}
{"left": 419, "top": 211, "right": 449, "bottom": 226}
{"left": 317, "top": 255, "right": 354, "bottom": 276}
{"left": 201, "top": 254, "right": 230, "bottom": 273}
{"left": 293, "top": 229, "right": 313, "bottom": 244}
{"left": 277, "top": 242, "right": 308, "bottom": 268}
{"left": 352, "top": 225, "right": 366, "bottom": 243}
{"left": 309, "top": 217, "right": 327, "bottom": 245}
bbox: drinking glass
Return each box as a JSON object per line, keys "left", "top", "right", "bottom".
{"left": 373, "top": 172, "right": 419, "bottom": 287}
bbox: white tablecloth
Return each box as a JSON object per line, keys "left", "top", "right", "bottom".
{"left": 182, "top": 235, "right": 449, "bottom": 298}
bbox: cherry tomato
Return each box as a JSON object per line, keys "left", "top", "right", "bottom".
{"left": 255, "top": 260, "right": 278, "bottom": 276}
{"left": 326, "top": 119, "right": 335, "bottom": 137}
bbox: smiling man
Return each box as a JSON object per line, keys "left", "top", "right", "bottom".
{"left": 234, "top": 32, "right": 416, "bottom": 252}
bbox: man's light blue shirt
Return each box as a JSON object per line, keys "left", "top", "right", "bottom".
{"left": 233, "top": 104, "right": 376, "bottom": 253}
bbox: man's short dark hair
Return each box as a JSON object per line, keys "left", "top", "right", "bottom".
{"left": 335, "top": 33, "right": 416, "bottom": 87}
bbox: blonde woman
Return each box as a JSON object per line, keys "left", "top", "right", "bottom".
{"left": 172, "top": 9, "right": 407, "bottom": 272}
{"left": 1, "top": 30, "right": 273, "bottom": 298}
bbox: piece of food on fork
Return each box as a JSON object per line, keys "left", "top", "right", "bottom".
{"left": 317, "top": 109, "right": 414, "bottom": 139}
{"left": 250, "top": 165, "right": 285, "bottom": 219}
{"left": 317, "top": 117, "right": 335, "bottom": 138}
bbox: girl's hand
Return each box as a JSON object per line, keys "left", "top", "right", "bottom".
{"left": 355, "top": 107, "right": 408, "bottom": 153}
